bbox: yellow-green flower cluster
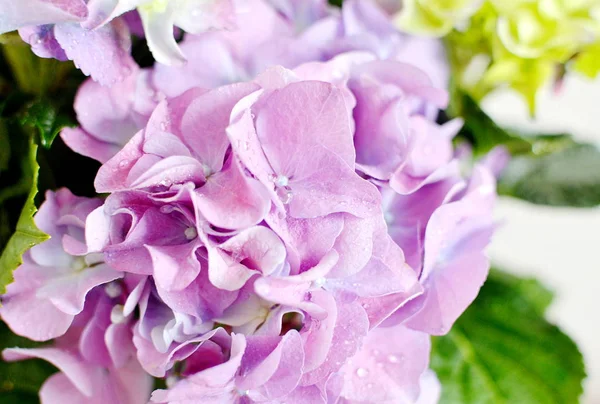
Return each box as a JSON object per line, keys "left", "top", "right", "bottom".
{"left": 395, "top": 0, "right": 600, "bottom": 114}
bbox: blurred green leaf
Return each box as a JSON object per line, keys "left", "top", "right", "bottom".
{"left": 0, "top": 32, "right": 73, "bottom": 96}
{"left": 431, "top": 269, "right": 585, "bottom": 404}
{"left": 499, "top": 144, "right": 600, "bottom": 207}
{"left": 0, "top": 120, "right": 9, "bottom": 171}
{"left": 0, "top": 140, "right": 49, "bottom": 294}
{"left": 0, "top": 321, "right": 56, "bottom": 404}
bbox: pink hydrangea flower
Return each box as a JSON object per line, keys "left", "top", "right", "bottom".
{"left": 3, "top": 285, "right": 153, "bottom": 403}
{"left": 0, "top": 189, "right": 122, "bottom": 341}
{"left": 1, "top": 1, "right": 501, "bottom": 403}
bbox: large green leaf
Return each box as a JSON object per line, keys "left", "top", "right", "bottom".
{"left": 499, "top": 144, "right": 600, "bottom": 207}
{"left": 0, "top": 140, "right": 49, "bottom": 294}
{"left": 0, "top": 321, "right": 56, "bottom": 404}
{"left": 431, "top": 270, "right": 585, "bottom": 404}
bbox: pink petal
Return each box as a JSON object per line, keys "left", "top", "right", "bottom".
{"left": 194, "top": 158, "right": 271, "bottom": 230}
{"left": 54, "top": 19, "right": 136, "bottom": 86}
{"left": 36, "top": 263, "right": 123, "bottom": 316}
{"left": 3, "top": 348, "right": 95, "bottom": 396}
{"left": 339, "top": 325, "right": 430, "bottom": 403}
{"left": 146, "top": 242, "right": 201, "bottom": 291}
{"left": 0, "top": 0, "right": 87, "bottom": 34}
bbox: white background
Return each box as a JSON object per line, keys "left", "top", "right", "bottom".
{"left": 483, "top": 75, "right": 600, "bottom": 403}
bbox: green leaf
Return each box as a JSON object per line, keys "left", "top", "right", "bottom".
{"left": 0, "top": 140, "right": 49, "bottom": 294}
{"left": 448, "top": 88, "right": 576, "bottom": 158}
{"left": 499, "top": 143, "right": 600, "bottom": 207}
{"left": 0, "top": 119, "right": 9, "bottom": 171}
{"left": 449, "top": 88, "right": 532, "bottom": 156}
{"left": 19, "top": 99, "right": 74, "bottom": 149}
{"left": 431, "top": 270, "right": 585, "bottom": 404}
{"left": 0, "top": 321, "right": 56, "bottom": 404}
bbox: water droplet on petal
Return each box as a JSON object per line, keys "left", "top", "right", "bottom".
{"left": 388, "top": 354, "right": 400, "bottom": 363}
{"left": 276, "top": 186, "right": 293, "bottom": 205}
{"left": 29, "top": 33, "right": 42, "bottom": 44}
{"left": 118, "top": 159, "right": 129, "bottom": 169}
{"left": 160, "top": 122, "right": 167, "bottom": 131}
{"left": 312, "top": 277, "right": 326, "bottom": 288}
{"left": 275, "top": 175, "right": 288, "bottom": 187}
{"left": 356, "top": 368, "right": 369, "bottom": 378}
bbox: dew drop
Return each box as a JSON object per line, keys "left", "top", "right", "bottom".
{"left": 275, "top": 175, "right": 289, "bottom": 187}
{"left": 29, "top": 33, "right": 42, "bottom": 44}
{"left": 388, "top": 354, "right": 400, "bottom": 363}
{"left": 356, "top": 368, "right": 369, "bottom": 378}
{"left": 276, "top": 186, "right": 293, "bottom": 205}
{"left": 160, "top": 122, "right": 167, "bottom": 131}
{"left": 312, "top": 277, "right": 326, "bottom": 288}
{"left": 118, "top": 159, "right": 129, "bottom": 169}
{"left": 243, "top": 141, "right": 250, "bottom": 151}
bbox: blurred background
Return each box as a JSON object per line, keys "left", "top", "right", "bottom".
{"left": 485, "top": 75, "right": 600, "bottom": 403}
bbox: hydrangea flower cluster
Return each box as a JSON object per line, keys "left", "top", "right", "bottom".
{"left": 388, "top": 0, "right": 600, "bottom": 111}
{"left": 1, "top": 1, "right": 500, "bottom": 403}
